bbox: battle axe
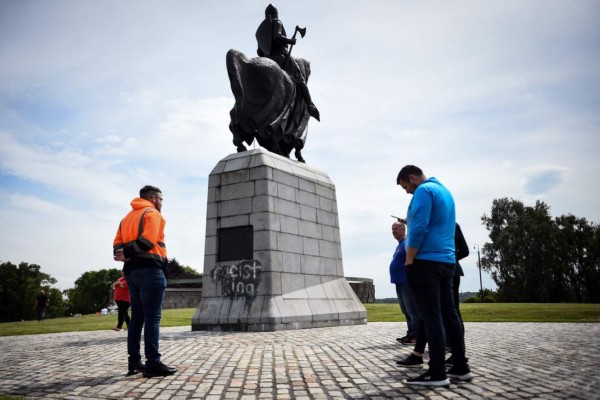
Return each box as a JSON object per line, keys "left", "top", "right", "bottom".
{"left": 283, "top": 25, "right": 306, "bottom": 69}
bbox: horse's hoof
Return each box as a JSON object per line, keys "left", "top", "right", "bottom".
{"left": 236, "top": 144, "right": 247, "bottom": 152}
{"left": 295, "top": 150, "right": 306, "bottom": 163}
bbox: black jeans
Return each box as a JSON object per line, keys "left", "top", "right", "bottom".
{"left": 407, "top": 259, "right": 467, "bottom": 378}
{"left": 116, "top": 300, "right": 131, "bottom": 329}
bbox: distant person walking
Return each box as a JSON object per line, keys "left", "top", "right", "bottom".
{"left": 113, "top": 185, "right": 176, "bottom": 378}
{"left": 35, "top": 290, "right": 49, "bottom": 321}
{"left": 397, "top": 165, "right": 471, "bottom": 387}
{"left": 389, "top": 219, "right": 419, "bottom": 345}
{"left": 112, "top": 272, "right": 131, "bottom": 331}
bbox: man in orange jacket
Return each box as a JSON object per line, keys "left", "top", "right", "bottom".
{"left": 113, "top": 185, "right": 176, "bottom": 378}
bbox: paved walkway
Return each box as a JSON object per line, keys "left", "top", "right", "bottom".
{"left": 0, "top": 322, "right": 598, "bottom": 399}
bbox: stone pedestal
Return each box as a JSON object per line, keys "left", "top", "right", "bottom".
{"left": 192, "top": 148, "right": 367, "bottom": 331}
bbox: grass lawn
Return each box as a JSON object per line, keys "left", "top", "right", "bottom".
{"left": 1, "top": 303, "right": 598, "bottom": 337}
{"left": 365, "top": 302, "right": 600, "bottom": 323}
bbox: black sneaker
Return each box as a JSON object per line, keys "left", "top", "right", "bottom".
{"left": 401, "top": 334, "right": 417, "bottom": 345}
{"left": 406, "top": 371, "right": 450, "bottom": 387}
{"left": 396, "top": 353, "right": 423, "bottom": 367}
{"left": 396, "top": 335, "right": 408, "bottom": 343}
{"left": 143, "top": 362, "right": 177, "bottom": 378}
{"left": 447, "top": 365, "right": 473, "bottom": 382}
{"left": 127, "top": 361, "right": 145, "bottom": 376}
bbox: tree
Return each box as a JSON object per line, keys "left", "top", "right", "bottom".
{"left": 0, "top": 261, "right": 65, "bottom": 322}
{"left": 481, "top": 198, "right": 599, "bottom": 303}
{"left": 554, "top": 215, "right": 600, "bottom": 302}
{"left": 65, "top": 268, "right": 121, "bottom": 315}
{"left": 165, "top": 258, "right": 202, "bottom": 279}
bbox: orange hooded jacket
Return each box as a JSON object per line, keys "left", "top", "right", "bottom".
{"left": 113, "top": 198, "right": 167, "bottom": 271}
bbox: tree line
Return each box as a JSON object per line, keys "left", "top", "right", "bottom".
{"left": 481, "top": 198, "right": 600, "bottom": 303}
{"left": 0, "top": 259, "right": 201, "bottom": 323}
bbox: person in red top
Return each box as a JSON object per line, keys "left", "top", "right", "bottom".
{"left": 112, "top": 273, "right": 130, "bottom": 331}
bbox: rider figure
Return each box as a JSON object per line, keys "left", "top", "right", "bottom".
{"left": 256, "top": 4, "right": 320, "bottom": 121}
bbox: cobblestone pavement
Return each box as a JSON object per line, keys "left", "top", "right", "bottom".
{"left": 0, "top": 322, "right": 598, "bottom": 399}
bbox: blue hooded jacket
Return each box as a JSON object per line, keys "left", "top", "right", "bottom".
{"left": 406, "top": 177, "right": 456, "bottom": 264}
{"left": 389, "top": 237, "right": 407, "bottom": 284}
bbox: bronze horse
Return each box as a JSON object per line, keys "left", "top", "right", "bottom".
{"left": 226, "top": 49, "right": 312, "bottom": 162}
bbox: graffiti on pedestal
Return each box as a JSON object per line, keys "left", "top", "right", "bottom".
{"left": 210, "top": 260, "right": 262, "bottom": 308}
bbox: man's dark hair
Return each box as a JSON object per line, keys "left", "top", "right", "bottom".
{"left": 140, "top": 185, "right": 162, "bottom": 200}
{"left": 396, "top": 165, "right": 423, "bottom": 184}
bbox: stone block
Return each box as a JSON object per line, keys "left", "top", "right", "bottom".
{"left": 319, "top": 197, "right": 334, "bottom": 212}
{"left": 206, "top": 202, "right": 217, "bottom": 219}
{"left": 205, "top": 218, "right": 218, "bottom": 236}
{"left": 273, "top": 169, "right": 298, "bottom": 188}
{"left": 299, "top": 205, "right": 317, "bottom": 222}
{"left": 274, "top": 198, "right": 300, "bottom": 218}
{"left": 209, "top": 161, "right": 226, "bottom": 176}
{"left": 255, "top": 179, "right": 277, "bottom": 196}
{"left": 208, "top": 174, "right": 221, "bottom": 188}
{"left": 259, "top": 296, "right": 282, "bottom": 324}
{"left": 315, "top": 184, "right": 335, "bottom": 200}
{"left": 218, "top": 198, "right": 252, "bottom": 217}
{"left": 257, "top": 271, "right": 282, "bottom": 296}
{"left": 253, "top": 195, "right": 275, "bottom": 213}
{"left": 254, "top": 250, "right": 283, "bottom": 272}
{"left": 298, "top": 220, "right": 321, "bottom": 239}
{"left": 316, "top": 209, "right": 336, "bottom": 227}
{"left": 300, "top": 254, "right": 323, "bottom": 275}
{"left": 277, "top": 232, "right": 303, "bottom": 254}
{"left": 204, "top": 235, "right": 217, "bottom": 256}
{"left": 249, "top": 151, "right": 276, "bottom": 169}
{"left": 322, "top": 257, "right": 338, "bottom": 276}
{"left": 302, "top": 237, "right": 320, "bottom": 256}
{"left": 274, "top": 297, "right": 312, "bottom": 323}
{"left": 321, "top": 225, "right": 334, "bottom": 242}
{"left": 200, "top": 273, "right": 217, "bottom": 297}
{"left": 221, "top": 170, "right": 250, "bottom": 185}
{"left": 307, "top": 299, "right": 338, "bottom": 321}
{"left": 296, "top": 190, "right": 319, "bottom": 208}
{"left": 282, "top": 252, "right": 302, "bottom": 273}
{"left": 320, "top": 276, "right": 353, "bottom": 299}
{"left": 298, "top": 178, "right": 316, "bottom": 193}
{"left": 192, "top": 297, "right": 223, "bottom": 325}
{"left": 254, "top": 230, "right": 277, "bottom": 251}
{"left": 219, "top": 182, "right": 254, "bottom": 201}
{"left": 277, "top": 183, "right": 296, "bottom": 201}
{"left": 207, "top": 187, "right": 217, "bottom": 203}
{"left": 279, "top": 215, "right": 299, "bottom": 235}
{"left": 281, "top": 272, "right": 309, "bottom": 299}
{"left": 318, "top": 239, "right": 338, "bottom": 259}
{"left": 203, "top": 254, "right": 217, "bottom": 271}
{"left": 250, "top": 212, "right": 280, "bottom": 231}
{"left": 220, "top": 214, "right": 250, "bottom": 228}
{"left": 304, "top": 274, "right": 326, "bottom": 299}
{"left": 334, "top": 299, "right": 367, "bottom": 320}
{"left": 224, "top": 156, "right": 251, "bottom": 172}
{"left": 271, "top": 158, "right": 295, "bottom": 175}
{"left": 244, "top": 295, "right": 265, "bottom": 324}
{"left": 249, "top": 165, "right": 273, "bottom": 180}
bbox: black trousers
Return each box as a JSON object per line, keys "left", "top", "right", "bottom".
{"left": 116, "top": 300, "right": 131, "bottom": 329}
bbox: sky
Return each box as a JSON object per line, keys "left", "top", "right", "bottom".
{"left": 1, "top": 0, "right": 599, "bottom": 299}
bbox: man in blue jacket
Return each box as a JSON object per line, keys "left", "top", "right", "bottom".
{"left": 397, "top": 165, "right": 471, "bottom": 387}
{"left": 390, "top": 219, "right": 419, "bottom": 344}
